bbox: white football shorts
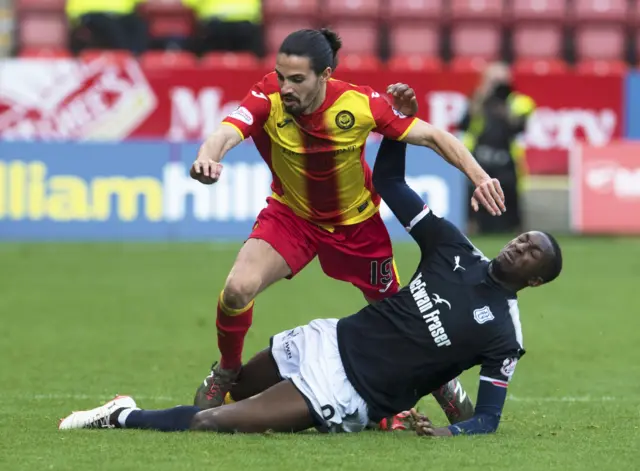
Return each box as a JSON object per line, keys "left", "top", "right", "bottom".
{"left": 270, "top": 318, "right": 370, "bottom": 433}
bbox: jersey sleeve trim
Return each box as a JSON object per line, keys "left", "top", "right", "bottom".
{"left": 398, "top": 117, "right": 418, "bottom": 140}
{"left": 222, "top": 122, "right": 245, "bottom": 140}
{"left": 480, "top": 376, "right": 509, "bottom": 388}
{"left": 406, "top": 205, "right": 430, "bottom": 232}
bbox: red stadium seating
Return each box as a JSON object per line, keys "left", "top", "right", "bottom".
{"left": 385, "top": 0, "right": 444, "bottom": 21}
{"left": 576, "top": 59, "right": 628, "bottom": 76}
{"left": 18, "top": 47, "right": 71, "bottom": 58}
{"left": 509, "top": 0, "right": 568, "bottom": 22}
{"left": 450, "top": 24, "right": 501, "bottom": 60}
{"left": 324, "top": 0, "right": 381, "bottom": 20}
{"left": 512, "top": 24, "right": 563, "bottom": 59}
{"left": 389, "top": 24, "right": 440, "bottom": 57}
{"left": 387, "top": 54, "right": 443, "bottom": 72}
{"left": 575, "top": 26, "right": 625, "bottom": 61}
{"left": 571, "top": 0, "right": 628, "bottom": 23}
{"left": 140, "top": 51, "right": 198, "bottom": 69}
{"left": 142, "top": 1, "right": 194, "bottom": 39}
{"left": 450, "top": 0, "right": 504, "bottom": 21}
{"left": 513, "top": 58, "right": 568, "bottom": 75}
{"left": 339, "top": 54, "right": 382, "bottom": 71}
{"left": 263, "top": 0, "right": 320, "bottom": 19}
{"left": 265, "top": 19, "right": 318, "bottom": 53}
{"left": 201, "top": 52, "right": 262, "bottom": 69}
{"left": 449, "top": 56, "right": 490, "bottom": 73}
{"left": 15, "top": 0, "right": 65, "bottom": 12}
{"left": 79, "top": 49, "right": 133, "bottom": 65}
{"left": 19, "top": 13, "right": 67, "bottom": 49}
{"left": 330, "top": 22, "right": 379, "bottom": 55}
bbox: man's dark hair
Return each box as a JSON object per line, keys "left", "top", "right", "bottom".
{"left": 279, "top": 28, "right": 342, "bottom": 74}
{"left": 541, "top": 232, "right": 563, "bottom": 283}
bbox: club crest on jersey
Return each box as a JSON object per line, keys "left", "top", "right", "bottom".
{"left": 473, "top": 306, "right": 494, "bottom": 324}
{"left": 335, "top": 110, "right": 355, "bottom": 130}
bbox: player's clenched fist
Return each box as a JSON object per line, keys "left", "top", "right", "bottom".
{"left": 190, "top": 159, "right": 223, "bottom": 185}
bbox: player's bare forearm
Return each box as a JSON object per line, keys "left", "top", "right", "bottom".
{"left": 191, "top": 124, "right": 243, "bottom": 184}
{"left": 403, "top": 120, "right": 489, "bottom": 186}
{"left": 198, "top": 124, "right": 243, "bottom": 163}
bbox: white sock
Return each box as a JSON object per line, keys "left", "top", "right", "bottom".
{"left": 117, "top": 407, "right": 139, "bottom": 428}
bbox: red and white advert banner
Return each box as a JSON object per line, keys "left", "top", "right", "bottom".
{"left": 0, "top": 58, "right": 624, "bottom": 174}
{"left": 571, "top": 141, "right": 640, "bottom": 234}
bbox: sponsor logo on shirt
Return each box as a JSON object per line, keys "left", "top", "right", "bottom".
{"left": 500, "top": 358, "right": 518, "bottom": 379}
{"left": 229, "top": 106, "right": 253, "bottom": 125}
{"left": 410, "top": 273, "right": 452, "bottom": 347}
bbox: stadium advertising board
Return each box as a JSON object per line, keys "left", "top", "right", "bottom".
{"left": 0, "top": 139, "right": 465, "bottom": 241}
{"left": 0, "top": 58, "right": 624, "bottom": 174}
{"left": 624, "top": 71, "right": 640, "bottom": 139}
{"left": 570, "top": 141, "right": 640, "bottom": 234}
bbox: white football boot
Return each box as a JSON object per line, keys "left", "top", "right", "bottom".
{"left": 58, "top": 395, "right": 137, "bottom": 430}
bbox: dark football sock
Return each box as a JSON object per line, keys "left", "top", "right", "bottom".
{"left": 118, "top": 406, "right": 201, "bottom": 432}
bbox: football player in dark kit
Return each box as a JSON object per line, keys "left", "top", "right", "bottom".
{"left": 59, "top": 102, "right": 563, "bottom": 439}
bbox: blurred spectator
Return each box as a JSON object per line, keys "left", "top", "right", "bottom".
{"left": 458, "top": 62, "right": 536, "bottom": 234}
{"left": 182, "top": 0, "right": 263, "bottom": 56}
{"left": 0, "top": 3, "right": 11, "bottom": 58}
{"left": 67, "top": 0, "right": 148, "bottom": 55}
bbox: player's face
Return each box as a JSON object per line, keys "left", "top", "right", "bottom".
{"left": 495, "top": 231, "right": 553, "bottom": 286}
{"left": 275, "top": 54, "right": 328, "bottom": 116}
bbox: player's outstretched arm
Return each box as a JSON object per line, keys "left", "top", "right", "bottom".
{"left": 402, "top": 119, "right": 506, "bottom": 217}
{"left": 371, "top": 138, "right": 426, "bottom": 229}
{"left": 413, "top": 380, "right": 507, "bottom": 437}
{"left": 190, "top": 124, "right": 243, "bottom": 185}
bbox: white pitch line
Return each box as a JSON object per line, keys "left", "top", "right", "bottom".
{"left": 14, "top": 393, "right": 634, "bottom": 404}
{"left": 508, "top": 395, "right": 621, "bottom": 403}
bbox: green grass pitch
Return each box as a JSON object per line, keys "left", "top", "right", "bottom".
{"left": 1, "top": 236, "right": 639, "bottom": 470}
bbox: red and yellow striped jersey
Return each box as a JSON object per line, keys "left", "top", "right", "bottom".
{"left": 222, "top": 72, "right": 417, "bottom": 226}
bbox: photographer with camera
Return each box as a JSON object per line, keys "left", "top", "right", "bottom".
{"left": 458, "top": 62, "right": 536, "bottom": 234}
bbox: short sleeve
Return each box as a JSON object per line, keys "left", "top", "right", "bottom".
{"left": 367, "top": 89, "right": 418, "bottom": 140}
{"left": 222, "top": 79, "right": 272, "bottom": 139}
{"left": 479, "top": 350, "right": 523, "bottom": 389}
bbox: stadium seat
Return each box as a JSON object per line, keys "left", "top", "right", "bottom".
{"left": 263, "top": 0, "right": 319, "bottom": 20}
{"left": 513, "top": 58, "right": 568, "bottom": 75}
{"left": 265, "top": 19, "right": 318, "bottom": 53}
{"left": 512, "top": 24, "right": 563, "bottom": 60}
{"left": 450, "top": 0, "right": 504, "bottom": 21}
{"left": 140, "top": 51, "right": 198, "bottom": 69}
{"left": 387, "top": 54, "right": 443, "bottom": 72}
{"left": 508, "top": 0, "right": 568, "bottom": 22}
{"left": 324, "top": 0, "right": 381, "bottom": 20}
{"left": 18, "top": 47, "right": 71, "bottom": 58}
{"left": 18, "top": 13, "right": 67, "bottom": 49}
{"left": 15, "top": 0, "right": 65, "bottom": 12}
{"left": 142, "top": 1, "right": 195, "bottom": 40}
{"left": 450, "top": 24, "right": 501, "bottom": 61}
{"left": 576, "top": 59, "right": 628, "bottom": 76}
{"left": 201, "top": 52, "right": 261, "bottom": 69}
{"left": 575, "top": 26, "right": 625, "bottom": 61}
{"left": 449, "top": 56, "right": 490, "bottom": 73}
{"left": 339, "top": 54, "right": 381, "bottom": 71}
{"left": 79, "top": 49, "right": 133, "bottom": 65}
{"left": 389, "top": 24, "right": 440, "bottom": 57}
{"left": 330, "top": 22, "right": 379, "bottom": 55}
{"left": 571, "top": 0, "right": 628, "bottom": 23}
{"left": 385, "top": 0, "right": 444, "bottom": 21}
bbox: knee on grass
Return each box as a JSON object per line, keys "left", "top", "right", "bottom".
{"left": 190, "top": 410, "right": 225, "bottom": 432}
